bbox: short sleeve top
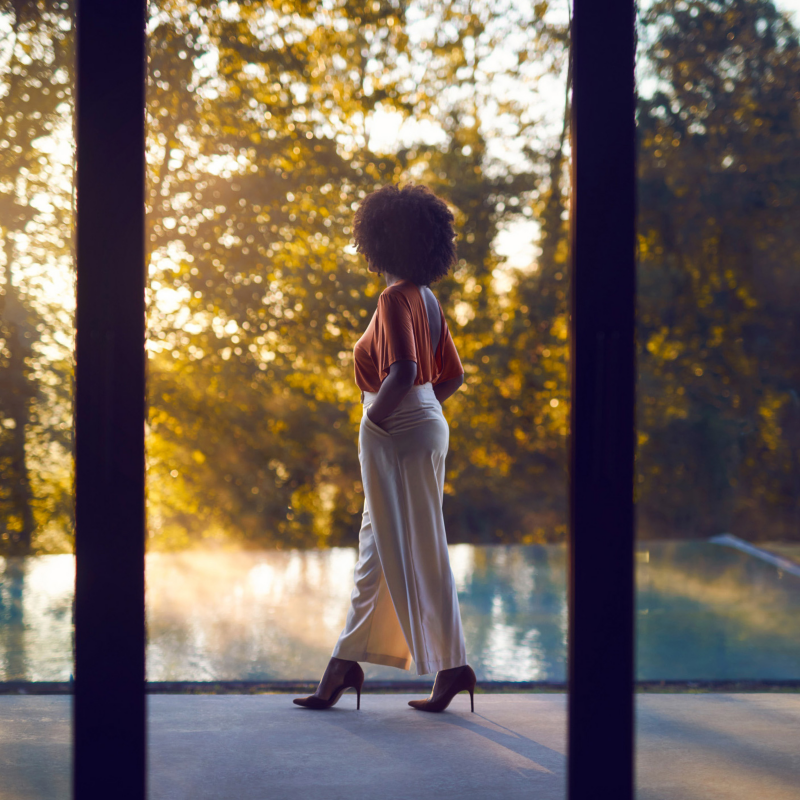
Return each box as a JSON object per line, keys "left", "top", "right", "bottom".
{"left": 353, "top": 280, "right": 464, "bottom": 393}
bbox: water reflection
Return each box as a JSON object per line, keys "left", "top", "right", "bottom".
{"left": 1, "top": 543, "right": 798, "bottom": 682}
{"left": 636, "top": 542, "right": 800, "bottom": 680}
{"left": 0, "top": 556, "right": 74, "bottom": 682}
{"left": 454, "top": 545, "right": 567, "bottom": 682}
{"left": 145, "top": 545, "right": 567, "bottom": 682}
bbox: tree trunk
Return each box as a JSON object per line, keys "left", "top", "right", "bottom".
{"left": 2, "top": 233, "right": 35, "bottom": 556}
{"left": 537, "top": 34, "right": 573, "bottom": 282}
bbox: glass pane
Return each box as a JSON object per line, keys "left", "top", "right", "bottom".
{"left": 145, "top": 0, "right": 572, "bottom": 685}
{"left": 0, "top": 0, "right": 75, "bottom": 797}
{"left": 145, "top": 0, "right": 570, "bottom": 795}
{"left": 636, "top": 0, "right": 800, "bottom": 795}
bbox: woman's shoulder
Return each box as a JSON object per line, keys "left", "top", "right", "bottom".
{"left": 379, "top": 281, "right": 418, "bottom": 306}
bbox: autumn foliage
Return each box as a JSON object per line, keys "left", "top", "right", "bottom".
{"left": 1, "top": 0, "right": 798, "bottom": 554}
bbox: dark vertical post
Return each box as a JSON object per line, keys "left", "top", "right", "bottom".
{"left": 74, "top": 1, "right": 147, "bottom": 798}
{"left": 568, "top": 1, "right": 636, "bottom": 799}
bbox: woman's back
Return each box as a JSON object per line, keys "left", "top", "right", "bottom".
{"left": 420, "top": 285, "right": 442, "bottom": 354}
{"left": 353, "top": 279, "right": 462, "bottom": 393}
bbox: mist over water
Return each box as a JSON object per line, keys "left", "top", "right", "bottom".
{"left": 2, "top": 542, "right": 798, "bottom": 683}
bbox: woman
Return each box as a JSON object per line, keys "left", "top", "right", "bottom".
{"left": 293, "top": 183, "right": 476, "bottom": 713}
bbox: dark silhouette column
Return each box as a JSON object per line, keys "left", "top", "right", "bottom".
{"left": 568, "top": 1, "right": 636, "bottom": 798}
{"left": 73, "top": 1, "right": 147, "bottom": 797}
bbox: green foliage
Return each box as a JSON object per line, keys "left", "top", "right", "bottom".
{"left": 637, "top": 0, "right": 800, "bottom": 538}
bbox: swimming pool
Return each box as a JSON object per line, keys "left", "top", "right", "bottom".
{"left": 1, "top": 541, "right": 798, "bottom": 683}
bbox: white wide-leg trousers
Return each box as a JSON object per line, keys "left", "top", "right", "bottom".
{"left": 332, "top": 383, "right": 467, "bottom": 675}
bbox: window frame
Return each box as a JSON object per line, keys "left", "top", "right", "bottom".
{"left": 72, "top": 1, "right": 636, "bottom": 797}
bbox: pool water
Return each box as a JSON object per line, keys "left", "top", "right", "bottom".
{"left": 0, "top": 542, "right": 798, "bottom": 683}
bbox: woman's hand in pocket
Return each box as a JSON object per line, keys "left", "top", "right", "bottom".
{"left": 364, "top": 361, "right": 416, "bottom": 426}
{"left": 366, "top": 406, "right": 384, "bottom": 429}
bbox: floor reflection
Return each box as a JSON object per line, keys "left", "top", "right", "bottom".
{"left": 1, "top": 542, "right": 798, "bottom": 682}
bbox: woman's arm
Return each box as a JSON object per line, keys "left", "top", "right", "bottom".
{"left": 433, "top": 374, "right": 463, "bottom": 404}
{"left": 366, "top": 360, "right": 418, "bottom": 425}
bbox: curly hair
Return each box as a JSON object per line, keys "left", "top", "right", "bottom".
{"left": 352, "top": 184, "right": 457, "bottom": 284}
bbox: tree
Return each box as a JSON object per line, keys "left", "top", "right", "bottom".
{"left": 10, "top": 0, "right": 796, "bottom": 553}
{"left": 637, "top": 0, "right": 800, "bottom": 538}
{"left": 144, "top": 0, "right": 574, "bottom": 548}
{"left": 412, "top": 0, "right": 572, "bottom": 543}
{"left": 0, "top": 0, "right": 73, "bottom": 555}
{"left": 144, "top": 0, "right": 413, "bottom": 547}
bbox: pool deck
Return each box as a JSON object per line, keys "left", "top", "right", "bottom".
{"left": 1, "top": 693, "right": 799, "bottom": 799}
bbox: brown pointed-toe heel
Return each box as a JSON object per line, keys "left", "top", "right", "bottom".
{"left": 408, "top": 665, "right": 476, "bottom": 713}
{"left": 293, "top": 662, "right": 364, "bottom": 710}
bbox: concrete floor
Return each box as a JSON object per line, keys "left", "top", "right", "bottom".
{"left": 1, "top": 693, "right": 799, "bottom": 800}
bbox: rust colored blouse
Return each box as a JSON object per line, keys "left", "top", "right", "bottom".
{"left": 353, "top": 280, "right": 464, "bottom": 393}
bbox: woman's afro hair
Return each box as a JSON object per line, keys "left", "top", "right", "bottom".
{"left": 352, "top": 184, "right": 457, "bottom": 284}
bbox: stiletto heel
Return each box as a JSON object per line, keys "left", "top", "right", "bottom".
{"left": 293, "top": 662, "right": 364, "bottom": 710}
{"left": 408, "top": 665, "right": 476, "bottom": 713}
